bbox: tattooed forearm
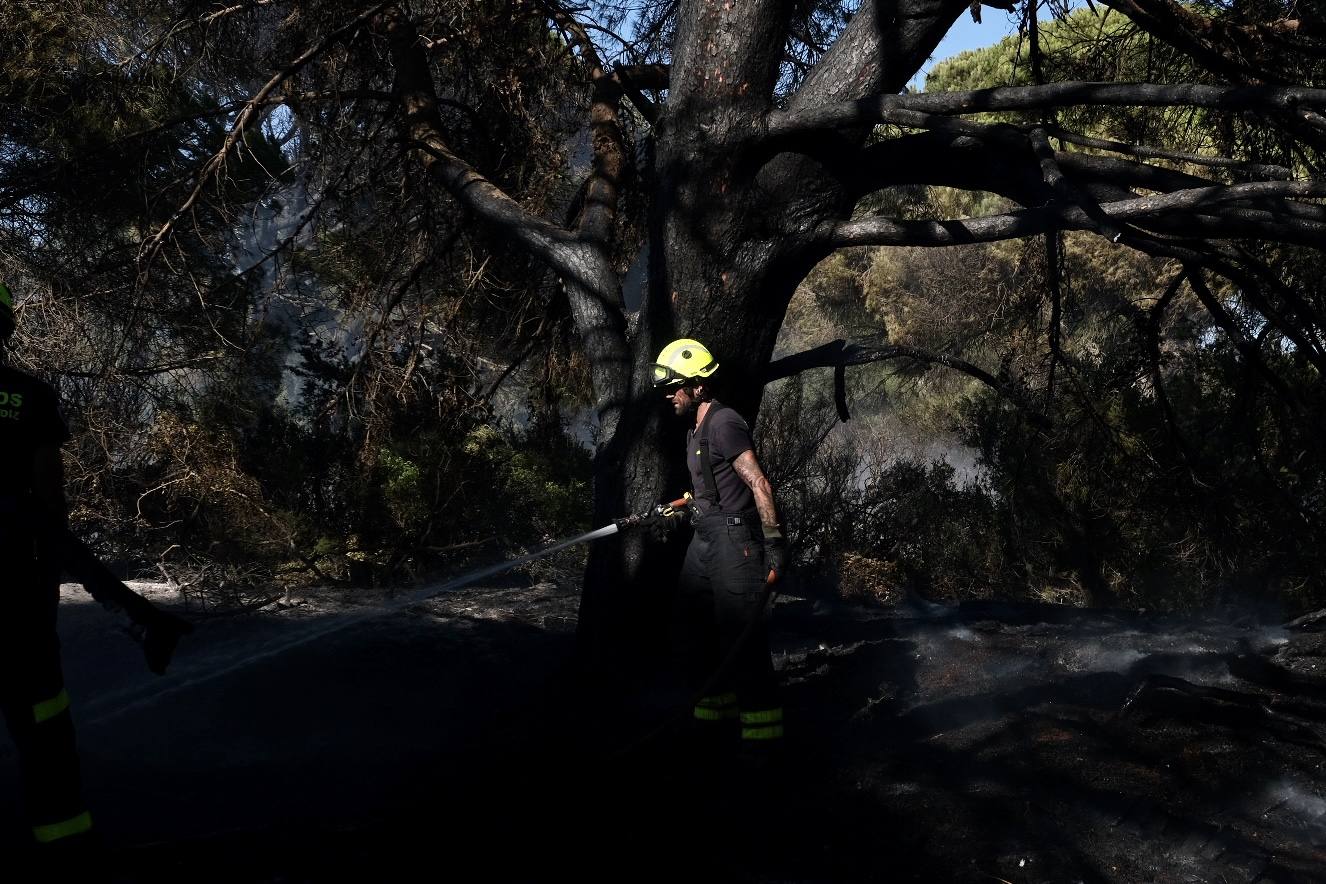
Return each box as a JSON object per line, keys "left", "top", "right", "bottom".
{"left": 733, "top": 450, "right": 780, "bottom": 527}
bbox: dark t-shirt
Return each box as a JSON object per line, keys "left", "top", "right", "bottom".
{"left": 0, "top": 364, "right": 70, "bottom": 506}
{"left": 687, "top": 401, "right": 755, "bottom": 514}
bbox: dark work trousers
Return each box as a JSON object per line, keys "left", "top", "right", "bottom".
{"left": 675, "top": 510, "right": 783, "bottom": 744}
{"left": 0, "top": 532, "right": 91, "bottom": 846}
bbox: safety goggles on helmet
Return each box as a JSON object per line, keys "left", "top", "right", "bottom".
{"left": 652, "top": 364, "right": 694, "bottom": 388}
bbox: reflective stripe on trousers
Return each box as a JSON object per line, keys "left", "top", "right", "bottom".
{"left": 0, "top": 566, "right": 93, "bottom": 849}
{"left": 693, "top": 692, "right": 738, "bottom": 721}
{"left": 740, "top": 706, "right": 784, "bottom": 741}
{"left": 26, "top": 688, "right": 92, "bottom": 843}
{"left": 33, "top": 810, "right": 92, "bottom": 844}
{"left": 33, "top": 688, "right": 70, "bottom": 724}
{"left": 676, "top": 513, "right": 782, "bottom": 727}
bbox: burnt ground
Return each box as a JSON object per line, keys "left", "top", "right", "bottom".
{"left": 3, "top": 577, "right": 1326, "bottom": 882}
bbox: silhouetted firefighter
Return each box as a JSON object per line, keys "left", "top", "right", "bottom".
{"left": 0, "top": 280, "right": 191, "bottom": 848}
{"left": 649, "top": 338, "right": 789, "bottom": 766}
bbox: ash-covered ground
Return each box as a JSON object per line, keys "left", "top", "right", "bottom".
{"left": 2, "top": 576, "right": 1324, "bottom": 882}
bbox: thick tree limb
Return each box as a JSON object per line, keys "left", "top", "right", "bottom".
{"left": 1054, "top": 153, "right": 1326, "bottom": 226}
{"left": 767, "top": 82, "right": 1326, "bottom": 138}
{"left": 825, "top": 181, "right": 1326, "bottom": 248}
{"left": 1028, "top": 127, "right": 1125, "bottom": 242}
{"left": 836, "top": 111, "right": 1230, "bottom": 201}
{"left": 1035, "top": 125, "right": 1294, "bottom": 180}
{"left": 547, "top": 3, "right": 630, "bottom": 254}
{"left": 764, "top": 339, "right": 1049, "bottom": 427}
{"left": 544, "top": 2, "right": 633, "bottom": 438}
{"left": 759, "top": 0, "right": 973, "bottom": 245}
{"left": 611, "top": 64, "right": 669, "bottom": 124}
{"left": 846, "top": 130, "right": 1049, "bottom": 204}
{"left": 378, "top": 7, "right": 616, "bottom": 300}
{"left": 806, "top": 112, "right": 1326, "bottom": 239}
{"left": 1092, "top": 0, "right": 1326, "bottom": 85}
{"left": 787, "top": 0, "right": 973, "bottom": 111}
{"left": 614, "top": 73, "right": 660, "bottom": 125}
{"left": 615, "top": 64, "right": 670, "bottom": 90}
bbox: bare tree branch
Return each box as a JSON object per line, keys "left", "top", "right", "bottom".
{"left": 137, "top": 2, "right": 392, "bottom": 276}
{"left": 615, "top": 66, "right": 664, "bottom": 125}
{"left": 825, "top": 181, "right": 1326, "bottom": 248}
{"left": 542, "top": 1, "right": 633, "bottom": 437}
{"left": 615, "top": 63, "right": 670, "bottom": 89}
{"left": 1028, "top": 126, "right": 1125, "bottom": 242}
{"left": 378, "top": 6, "right": 616, "bottom": 300}
{"left": 767, "top": 82, "right": 1326, "bottom": 138}
{"left": 1184, "top": 265, "right": 1306, "bottom": 410}
{"left": 1035, "top": 125, "right": 1294, "bottom": 179}
{"left": 787, "top": 0, "right": 973, "bottom": 111}
{"left": 1092, "top": 0, "right": 1326, "bottom": 84}
{"left": 764, "top": 338, "right": 1050, "bottom": 427}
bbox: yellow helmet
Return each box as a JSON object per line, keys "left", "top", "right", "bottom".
{"left": 653, "top": 338, "right": 719, "bottom": 388}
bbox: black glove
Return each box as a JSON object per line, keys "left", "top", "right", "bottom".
{"left": 642, "top": 503, "right": 685, "bottom": 542}
{"left": 141, "top": 609, "right": 194, "bottom": 676}
{"left": 761, "top": 524, "right": 788, "bottom": 581}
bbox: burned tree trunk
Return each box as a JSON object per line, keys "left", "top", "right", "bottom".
{"left": 359, "top": 0, "right": 1326, "bottom": 674}
{"left": 574, "top": 0, "right": 975, "bottom": 672}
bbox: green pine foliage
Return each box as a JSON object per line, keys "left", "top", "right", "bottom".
{"left": 1, "top": 1, "right": 596, "bottom": 601}
{"left": 765, "top": 9, "right": 1326, "bottom": 612}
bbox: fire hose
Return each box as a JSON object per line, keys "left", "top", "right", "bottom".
{"left": 88, "top": 493, "right": 778, "bottom": 721}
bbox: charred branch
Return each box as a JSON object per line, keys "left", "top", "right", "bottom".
{"left": 377, "top": 7, "right": 616, "bottom": 301}
{"left": 1028, "top": 126, "right": 1125, "bottom": 243}
{"left": 548, "top": 3, "right": 631, "bottom": 253}
{"left": 615, "top": 63, "right": 670, "bottom": 90}
{"left": 1182, "top": 265, "right": 1309, "bottom": 408}
{"left": 1034, "top": 125, "right": 1294, "bottom": 180}
{"left": 845, "top": 130, "right": 1050, "bottom": 204}
{"left": 1092, "top": 0, "right": 1326, "bottom": 85}
{"left": 767, "top": 82, "right": 1326, "bottom": 138}
{"left": 824, "top": 181, "right": 1326, "bottom": 249}
{"left": 800, "top": 113, "right": 1325, "bottom": 252}
{"left": 765, "top": 338, "right": 1049, "bottom": 427}
{"left": 547, "top": 4, "right": 633, "bottom": 438}
{"left": 1119, "top": 673, "right": 1326, "bottom": 751}
{"left": 786, "top": 0, "right": 974, "bottom": 111}
{"left": 757, "top": 0, "right": 975, "bottom": 240}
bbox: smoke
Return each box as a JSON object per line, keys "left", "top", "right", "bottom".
{"left": 1262, "top": 781, "right": 1326, "bottom": 830}
{"left": 81, "top": 525, "right": 620, "bottom": 726}
{"left": 1063, "top": 643, "right": 1145, "bottom": 673}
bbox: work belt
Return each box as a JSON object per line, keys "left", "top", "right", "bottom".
{"left": 690, "top": 508, "right": 760, "bottom": 536}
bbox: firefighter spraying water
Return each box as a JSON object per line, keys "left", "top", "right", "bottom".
{"left": 84, "top": 497, "right": 698, "bottom": 724}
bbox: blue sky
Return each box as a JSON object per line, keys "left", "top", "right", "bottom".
{"left": 912, "top": 8, "right": 1024, "bottom": 89}
{"left": 911, "top": 0, "right": 1089, "bottom": 90}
